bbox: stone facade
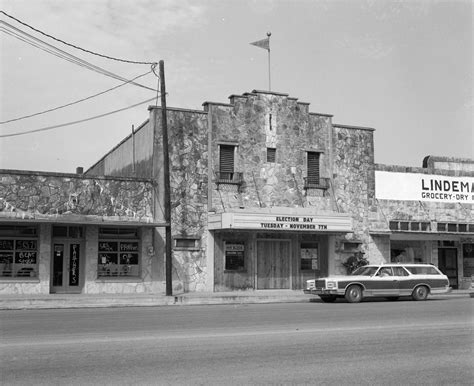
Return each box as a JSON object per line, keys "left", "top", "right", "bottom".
{"left": 0, "top": 170, "right": 160, "bottom": 294}
{"left": 0, "top": 170, "right": 155, "bottom": 223}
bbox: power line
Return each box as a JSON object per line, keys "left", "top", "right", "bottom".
{"left": 0, "top": 70, "right": 156, "bottom": 124}
{"left": 1, "top": 21, "right": 157, "bottom": 91}
{"left": 1, "top": 10, "right": 157, "bottom": 65}
{"left": 0, "top": 97, "right": 156, "bottom": 138}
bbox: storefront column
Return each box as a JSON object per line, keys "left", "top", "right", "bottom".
{"left": 328, "top": 235, "right": 336, "bottom": 275}
{"left": 206, "top": 230, "right": 215, "bottom": 291}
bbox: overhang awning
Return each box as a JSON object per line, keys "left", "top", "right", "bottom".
{"left": 0, "top": 213, "right": 167, "bottom": 227}
{"left": 369, "top": 230, "right": 392, "bottom": 235}
{"left": 208, "top": 210, "right": 352, "bottom": 233}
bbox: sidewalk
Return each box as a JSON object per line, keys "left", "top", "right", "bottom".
{"left": 1, "top": 289, "right": 472, "bottom": 310}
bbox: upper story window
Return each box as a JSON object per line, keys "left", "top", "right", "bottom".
{"left": 219, "top": 144, "right": 235, "bottom": 180}
{"left": 267, "top": 148, "right": 276, "bottom": 163}
{"left": 216, "top": 144, "right": 243, "bottom": 186}
{"left": 0, "top": 225, "right": 38, "bottom": 279}
{"left": 307, "top": 152, "right": 320, "bottom": 184}
{"left": 304, "top": 151, "right": 328, "bottom": 190}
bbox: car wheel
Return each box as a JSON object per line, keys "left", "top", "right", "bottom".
{"left": 412, "top": 285, "right": 429, "bottom": 301}
{"left": 345, "top": 285, "right": 363, "bottom": 303}
{"left": 319, "top": 295, "right": 337, "bottom": 303}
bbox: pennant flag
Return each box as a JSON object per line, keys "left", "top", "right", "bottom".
{"left": 250, "top": 37, "right": 270, "bottom": 51}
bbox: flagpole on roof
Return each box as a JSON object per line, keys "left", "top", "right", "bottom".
{"left": 250, "top": 32, "right": 272, "bottom": 91}
{"left": 267, "top": 32, "right": 271, "bottom": 91}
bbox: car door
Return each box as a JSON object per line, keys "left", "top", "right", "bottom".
{"left": 370, "top": 267, "right": 400, "bottom": 296}
{"left": 393, "top": 266, "right": 412, "bottom": 296}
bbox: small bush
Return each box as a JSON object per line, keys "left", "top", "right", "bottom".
{"left": 343, "top": 252, "right": 369, "bottom": 274}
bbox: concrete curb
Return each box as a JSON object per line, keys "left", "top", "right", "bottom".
{"left": 0, "top": 290, "right": 472, "bottom": 310}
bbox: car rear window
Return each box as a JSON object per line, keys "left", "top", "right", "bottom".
{"left": 405, "top": 266, "right": 440, "bottom": 275}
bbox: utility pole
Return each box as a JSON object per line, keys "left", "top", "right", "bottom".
{"left": 159, "top": 60, "right": 172, "bottom": 296}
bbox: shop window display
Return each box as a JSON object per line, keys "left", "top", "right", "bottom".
{"left": 0, "top": 226, "right": 38, "bottom": 278}
{"left": 97, "top": 227, "right": 139, "bottom": 278}
{"left": 300, "top": 243, "right": 319, "bottom": 271}
{"left": 224, "top": 242, "right": 245, "bottom": 271}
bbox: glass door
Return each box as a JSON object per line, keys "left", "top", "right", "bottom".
{"left": 51, "top": 241, "right": 83, "bottom": 293}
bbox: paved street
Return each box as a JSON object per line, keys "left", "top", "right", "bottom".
{"left": 1, "top": 298, "right": 472, "bottom": 385}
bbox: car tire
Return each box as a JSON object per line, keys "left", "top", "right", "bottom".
{"left": 412, "top": 285, "right": 429, "bottom": 301}
{"left": 345, "top": 285, "right": 363, "bottom": 303}
{"left": 319, "top": 295, "right": 337, "bottom": 303}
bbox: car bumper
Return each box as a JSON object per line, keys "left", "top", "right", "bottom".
{"left": 430, "top": 286, "right": 452, "bottom": 295}
{"left": 304, "top": 289, "right": 340, "bottom": 296}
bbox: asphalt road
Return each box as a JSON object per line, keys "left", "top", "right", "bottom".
{"left": 1, "top": 298, "right": 472, "bottom": 385}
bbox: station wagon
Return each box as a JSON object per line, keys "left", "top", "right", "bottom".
{"left": 304, "top": 264, "right": 451, "bottom": 303}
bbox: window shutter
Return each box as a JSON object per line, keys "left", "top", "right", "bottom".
{"left": 307, "top": 152, "right": 320, "bottom": 184}
{"left": 219, "top": 145, "right": 235, "bottom": 176}
{"left": 267, "top": 148, "right": 276, "bottom": 163}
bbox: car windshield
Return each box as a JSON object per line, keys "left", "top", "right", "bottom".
{"left": 352, "top": 266, "right": 378, "bottom": 276}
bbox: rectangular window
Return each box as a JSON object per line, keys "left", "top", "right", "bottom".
{"left": 98, "top": 227, "right": 139, "bottom": 278}
{"left": 447, "top": 223, "right": 457, "bottom": 232}
{"left": 174, "top": 238, "right": 199, "bottom": 250}
{"left": 420, "top": 222, "right": 430, "bottom": 231}
{"left": 343, "top": 242, "right": 361, "bottom": 252}
{"left": 53, "top": 226, "right": 84, "bottom": 238}
{"left": 301, "top": 243, "right": 319, "bottom": 270}
{"left": 267, "top": 148, "right": 276, "bottom": 163}
{"left": 307, "top": 152, "right": 320, "bottom": 185}
{"left": 219, "top": 145, "right": 235, "bottom": 180}
{"left": 224, "top": 242, "right": 245, "bottom": 271}
{"left": 399, "top": 222, "right": 409, "bottom": 231}
{"left": 0, "top": 226, "right": 38, "bottom": 278}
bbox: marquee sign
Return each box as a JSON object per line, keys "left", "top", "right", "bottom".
{"left": 208, "top": 212, "right": 352, "bottom": 232}
{"left": 375, "top": 171, "right": 474, "bottom": 204}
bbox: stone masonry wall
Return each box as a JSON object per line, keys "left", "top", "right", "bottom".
{"left": 209, "top": 91, "right": 334, "bottom": 212}
{"left": 0, "top": 171, "right": 154, "bottom": 224}
{"left": 332, "top": 125, "right": 376, "bottom": 271}
{"left": 154, "top": 108, "right": 209, "bottom": 292}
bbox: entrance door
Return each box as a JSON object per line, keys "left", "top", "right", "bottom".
{"left": 438, "top": 248, "right": 458, "bottom": 289}
{"left": 51, "top": 241, "right": 83, "bottom": 293}
{"left": 257, "top": 240, "right": 290, "bottom": 289}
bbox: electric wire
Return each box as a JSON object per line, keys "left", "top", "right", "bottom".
{"left": 0, "top": 97, "right": 157, "bottom": 138}
{"left": 1, "top": 10, "right": 157, "bottom": 65}
{"left": 0, "top": 21, "right": 157, "bottom": 91}
{"left": 0, "top": 70, "right": 156, "bottom": 124}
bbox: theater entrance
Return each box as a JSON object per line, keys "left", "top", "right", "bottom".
{"left": 256, "top": 239, "right": 290, "bottom": 289}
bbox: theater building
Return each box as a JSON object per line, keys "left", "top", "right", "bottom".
{"left": 86, "top": 89, "right": 473, "bottom": 293}
{"left": 1, "top": 89, "right": 473, "bottom": 295}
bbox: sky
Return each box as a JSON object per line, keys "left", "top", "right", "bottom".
{"left": 0, "top": 0, "right": 472, "bottom": 174}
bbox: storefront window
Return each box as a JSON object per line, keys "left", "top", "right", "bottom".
{"left": 390, "top": 241, "right": 428, "bottom": 263}
{"left": 300, "top": 243, "right": 319, "bottom": 270}
{"left": 98, "top": 227, "right": 139, "bottom": 277}
{"left": 0, "top": 226, "right": 38, "bottom": 278}
{"left": 224, "top": 242, "right": 245, "bottom": 271}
